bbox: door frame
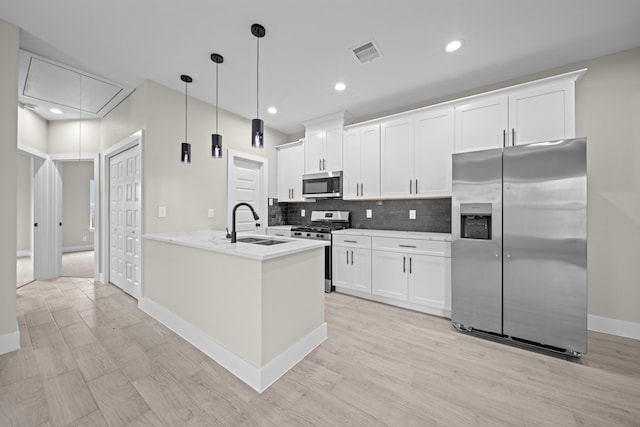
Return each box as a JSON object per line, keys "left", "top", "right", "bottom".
{"left": 227, "top": 149, "right": 268, "bottom": 234}
{"left": 101, "top": 130, "right": 144, "bottom": 293}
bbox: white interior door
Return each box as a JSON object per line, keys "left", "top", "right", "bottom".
{"left": 109, "top": 145, "right": 141, "bottom": 298}
{"left": 227, "top": 150, "right": 267, "bottom": 235}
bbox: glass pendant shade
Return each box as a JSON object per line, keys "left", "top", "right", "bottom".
{"left": 181, "top": 142, "right": 191, "bottom": 163}
{"left": 212, "top": 133, "right": 222, "bottom": 158}
{"left": 252, "top": 118, "right": 264, "bottom": 148}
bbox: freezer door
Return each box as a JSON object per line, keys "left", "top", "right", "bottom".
{"left": 503, "top": 138, "right": 587, "bottom": 354}
{"left": 451, "top": 148, "right": 503, "bottom": 334}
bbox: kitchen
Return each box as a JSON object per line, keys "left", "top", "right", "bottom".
{"left": 2, "top": 1, "right": 640, "bottom": 425}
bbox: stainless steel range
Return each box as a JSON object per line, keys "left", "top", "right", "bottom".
{"left": 291, "top": 211, "right": 350, "bottom": 293}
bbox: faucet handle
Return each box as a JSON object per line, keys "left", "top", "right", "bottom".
{"left": 225, "top": 227, "right": 231, "bottom": 239}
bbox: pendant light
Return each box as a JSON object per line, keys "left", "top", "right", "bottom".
{"left": 210, "top": 53, "right": 224, "bottom": 158}
{"left": 251, "top": 23, "right": 266, "bottom": 148}
{"left": 180, "top": 74, "right": 193, "bottom": 163}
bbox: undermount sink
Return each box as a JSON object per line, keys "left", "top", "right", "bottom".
{"left": 236, "top": 237, "right": 288, "bottom": 246}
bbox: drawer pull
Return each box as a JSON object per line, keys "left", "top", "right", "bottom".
{"left": 399, "top": 244, "right": 416, "bottom": 248}
{"left": 344, "top": 240, "right": 358, "bottom": 243}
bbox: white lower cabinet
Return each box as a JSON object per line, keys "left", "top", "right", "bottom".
{"left": 333, "top": 235, "right": 372, "bottom": 292}
{"left": 334, "top": 231, "right": 451, "bottom": 318}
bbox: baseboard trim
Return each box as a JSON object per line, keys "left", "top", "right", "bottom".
{"left": 62, "top": 245, "right": 94, "bottom": 253}
{"left": 138, "top": 297, "right": 327, "bottom": 393}
{"left": 0, "top": 324, "right": 21, "bottom": 356}
{"left": 17, "top": 250, "right": 32, "bottom": 258}
{"left": 588, "top": 314, "right": 640, "bottom": 340}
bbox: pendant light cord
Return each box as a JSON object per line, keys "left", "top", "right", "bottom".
{"left": 215, "top": 62, "right": 219, "bottom": 133}
{"left": 185, "top": 78, "right": 188, "bottom": 144}
{"left": 256, "top": 36, "right": 260, "bottom": 119}
{"left": 78, "top": 75, "right": 82, "bottom": 161}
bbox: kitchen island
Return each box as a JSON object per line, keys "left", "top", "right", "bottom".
{"left": 141, "top": 230, "right": 328, "bottom": 393}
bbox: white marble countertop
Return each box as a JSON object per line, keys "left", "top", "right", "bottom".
{"left": 143, "top": 230, "right": 328, "bottom": 261}
{"left": 333, "top": 228, "right": 451, "bottom": 242}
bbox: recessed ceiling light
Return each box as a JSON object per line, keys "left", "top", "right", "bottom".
{"left": 267, "top": 106, "right": 277, "bottom": 114}
{"left": 445, "top": 40, "right": 463, "bottom": 53}
{"left": 50, "top": 108, "right": 63, "bottom": 114}
{"left": 335, "top": 82, "right": 346, "bottom": 91}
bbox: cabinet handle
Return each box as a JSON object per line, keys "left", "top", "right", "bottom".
{"left": 512, "top": 128, "right": 515, "bottom": 146}
{"left": 415, "top": 179, "right": 418, "bottom": 194}
{"left": 399, "top": 244, "right": 416, "bottom": 248}
{"left": 409, "top": 180, "right": 413, "bottom": 194}
{"left": 403, "top": 256, "right": 406, "bottom": 273}
{"left": 344, "top": 240, "right": 357, "bottom": 243}
{"left": 346, "top": 251, "right": 349, "bottom": 264}
{"left": 356, "top": 183, "right": 359, "bottom": 197}
{"left": 351, "top": 250, "right": 354, "bottom": 265}
{"left": 319, "top": 159, "right": 322, "bottom": 170}
{"left": 361, "top": 183, "right": 364, "bottom": 196}
{"left": 409, "top": 257, "right": 412, "bottom": 274}
{"left": 503, "top": 129, "right": 506, "bottom": 148}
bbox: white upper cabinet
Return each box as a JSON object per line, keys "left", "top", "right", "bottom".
{"left": 454, "top": 70, "right": 583, "bottom": 153}
{"left": 414, "top": 107, "right": 454, "bottom": 197}
{"left": 343, "top": 124, "right": 380, "bottom": 200}
{"left": 303, "top": 112, "right": 352, "bottom": 174}
{"left": 277, "top": 140, "right": 305, "bottom": 202}
{"left": 380, "top": 114, "right": 414, "bottom": 198}
{"left": 380, "top": 107, "right": 454, "bottom": 198}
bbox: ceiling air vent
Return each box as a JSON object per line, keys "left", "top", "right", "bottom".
{"left": 351, "top": 40, "right": 382, "bottom": 64}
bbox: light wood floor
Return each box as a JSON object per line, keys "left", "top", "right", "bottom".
{"left": 17, "top": 252, "right": 94, "bottom": 288}
{"left": 1, "top": 277, "right": 639, "bottom": 426}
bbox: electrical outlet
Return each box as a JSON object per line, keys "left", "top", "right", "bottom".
{"left": 301, "top": 209, "right": 306, "bottom": 217}
{"left": 409, "top": 209, "right": 416, "bottom": 219}
{"left": 366, "top": 209, "right": 372, "bottom": 218}
{"left": 158, "top": 206, "right": 167, "bottom": 218}
{"left": 81, "top": 235, "right": 87, "bottom": 242}
{"left": 269, "top": 198, "right": 274, "bottom": 206}
{"left": 208, "top": 208, "right": 214, "bottom": 218}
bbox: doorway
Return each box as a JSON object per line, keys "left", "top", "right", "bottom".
{"left": 227, "top": 149, "right": 268, "bottom": 235}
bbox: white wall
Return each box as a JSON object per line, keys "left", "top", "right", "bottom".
{"left": 62, "top": 161, "right": 94, "bottom": 250}
{"left": 16, "top": 153, "right": 32, "bottom": 254}
{"left": 101, "top": 79, "right": 288, "bottom": 235}
{"left": 0, "top": 19, "right": 19, "bottom": 350}
{"left": 18, "top": 106, "right": 48, "bottom": 152}
{"left": 48, "top": 119, "right": 101, "bottom": 155}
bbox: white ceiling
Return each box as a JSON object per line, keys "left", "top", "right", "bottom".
{"left": 2, "top": 0, "right": 640, "bottom": 136}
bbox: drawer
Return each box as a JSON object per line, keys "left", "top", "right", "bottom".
{"left": 372, "top": 237, "right": 450, "bottom": 256}
{"left": 333, "top": 235, "right": 372, "bottom": 249}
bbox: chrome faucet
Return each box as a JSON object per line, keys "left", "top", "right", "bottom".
{"left": 230, "top": 202, "right": 260, "bottom": 243}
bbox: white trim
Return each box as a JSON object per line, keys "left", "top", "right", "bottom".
{"left": 17, "top": 142, "right": 47, "bottom": 159}
{"left": 335, "top": 287, "right": 451, "bottom": 319}
{"left": 138, "top": 297, "right": 327, "bottom": 393}
{"left": 17, "top": 250, "right": 32, "bottom": 257}
{"left": 588, "top": 314, "right": 640, "bottom": 340}
{"left": 62, "top": 245, "right": 94, "bottom": 253}
{"left": 0, "top": 324, "right": 20, "bottom": 356}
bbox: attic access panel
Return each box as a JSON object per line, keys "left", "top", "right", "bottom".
{"left": 23, "top": 56, "right": 122, "bottom": 115}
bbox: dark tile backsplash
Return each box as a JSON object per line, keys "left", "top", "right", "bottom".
{"left": 268, "top": 198, "right": 451, "bottom": 233}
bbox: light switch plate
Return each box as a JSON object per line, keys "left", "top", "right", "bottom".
{"left": 158, "top": 207, "right": 167, "bottom": 218}
{"left": 409, "top": 209, "right": 416, "bottom": 219}
{"left": 301, "top": 209, "right": 306, "bottom": 217}
{"left": 366, "top": 209, "right": 372, "bottom": 218}
{"left": 207, "top": 208, "right": 214, "bottom": 218}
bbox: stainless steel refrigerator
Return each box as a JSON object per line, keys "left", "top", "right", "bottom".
{"left": 451, "top": 138, "right": 587, "bottom": 356}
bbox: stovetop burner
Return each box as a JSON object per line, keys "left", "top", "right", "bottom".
{"left": 290, "top": 210, "right": 350, "bottom": 240}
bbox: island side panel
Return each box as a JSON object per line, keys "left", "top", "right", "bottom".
{"left": 261, "top": 247, "right": 325, "bottom": 365}
{"left": 143, "top": 239, "right": 262, "bottom": 366}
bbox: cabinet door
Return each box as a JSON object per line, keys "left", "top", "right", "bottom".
{"left": 324, "top": 127, "right": 343, "bottom": 172}
{"left": 408, "top": 254, "right": 449, "bottom": 310}
{"left": 289, "top": 142, "right": 305, "bottom": 201}
{"left": 332, "top": 246, "right": 351, "bottom": 289}
{"left": 360, "top": 124, "right": 380, "bottom": 198}
{"left": 454, "top": 96, "right": 508, "bottom": 153}
{"left": 414, "top": 108, "right": 454, "bottom": 197}
{"left": 372, "top": 250, "right": 408, "bottom": 300}
{"left": 342, "top": 129, "right": 361, "bottom": 200}
{"left": 508, "top": 82, "right": 574, "bottom": 146}
{"left": 380, "top": 115, "right": 414, "bottom": 198}
{"left": 277, "top": 147, "right": 291, "bottom": 202}
{"left": 305, "top": 130, "right": 325, "bottom": 173}
{"left": 351, "top": 248, "right": 372, "bottom": 293}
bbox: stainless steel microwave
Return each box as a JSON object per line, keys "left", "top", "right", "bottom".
{"left": 302, "top": 171, "right": 343, "bottom": 199}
